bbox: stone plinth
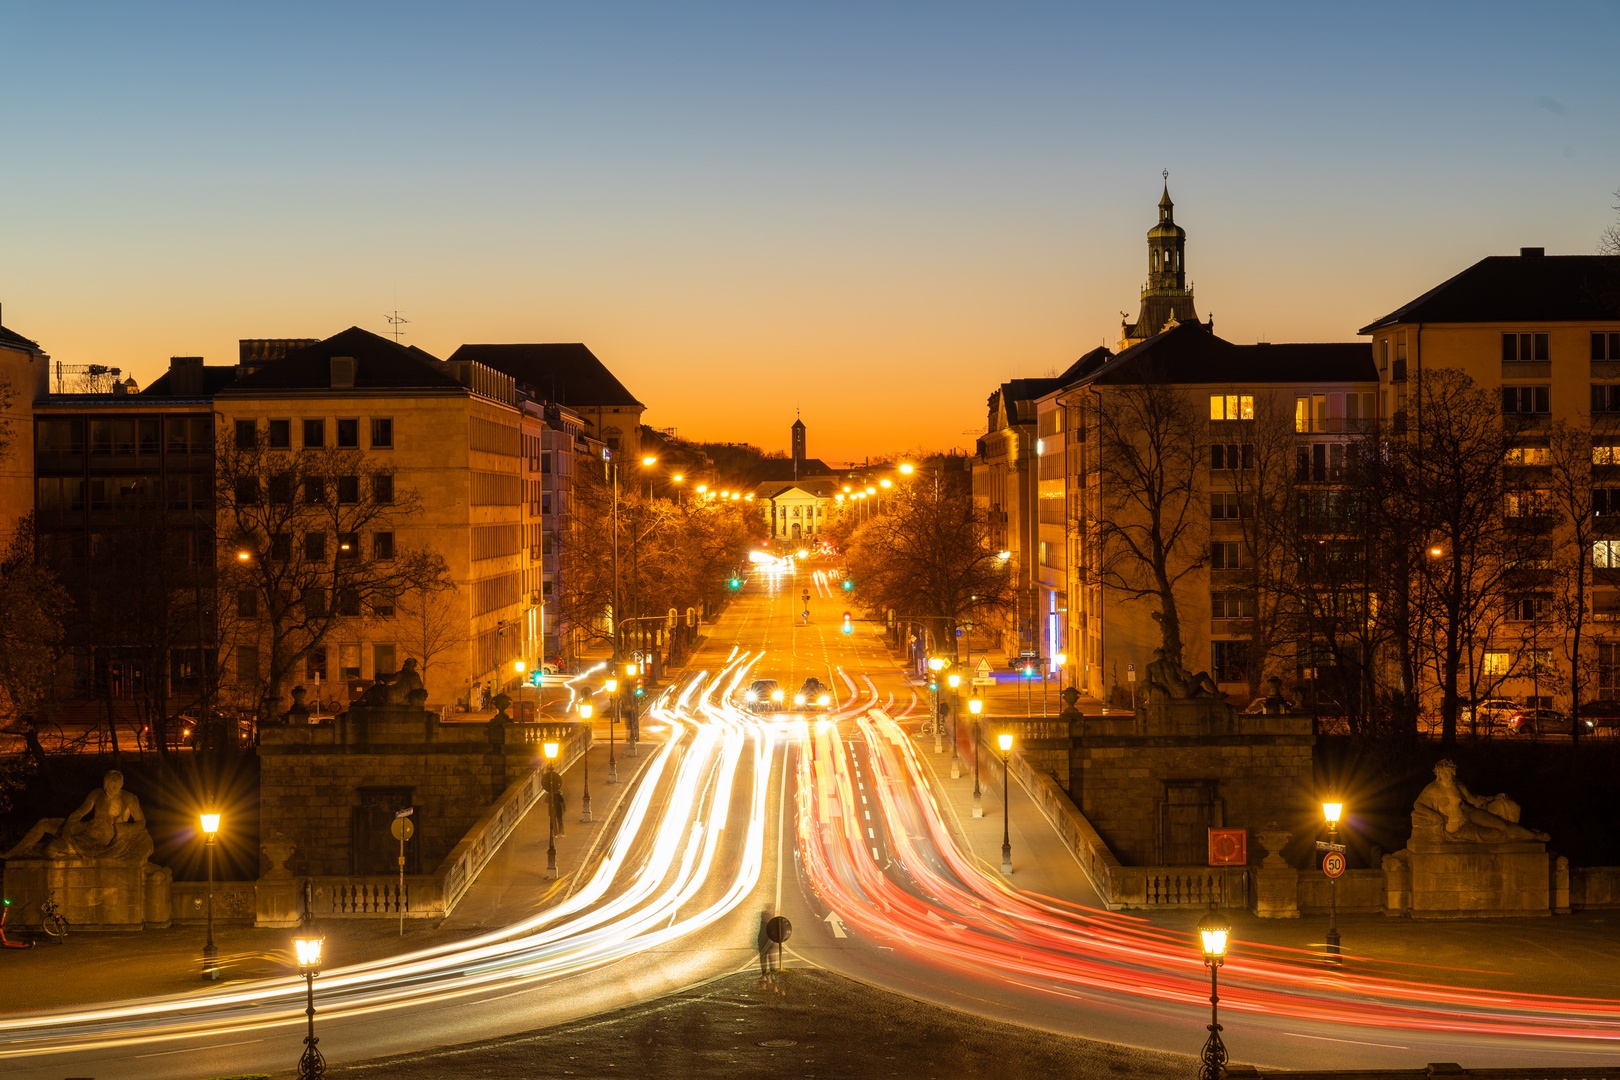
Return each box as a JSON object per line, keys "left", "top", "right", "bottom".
{"left": 1135, "top": 697, "right": 1238, "bottom": 736}
{"left": 1403, "top": 837, "right": 1551, "bottom": 918}
{"left": 2, "top": 857, "right": 171, "bottom": 930}
{"left": 1253, "top": 824, "right": 1299, "bottom": 919}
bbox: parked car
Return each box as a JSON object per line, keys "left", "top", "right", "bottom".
{"left": 742, "top": 679, "right": 783, "bottom": 712}
{"left": 1578, "top": 700, "right": 1620, "bottom": 732}
{"left": 1461, "top": 698, "right": 1518, "bottom": 726}
{"left": 796, "top": 677, "right": 833, "bottom": 710}
{"left": 1507, "top": 708, "right": 1593, "bottom": 736}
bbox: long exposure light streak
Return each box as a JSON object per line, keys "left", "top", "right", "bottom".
{"left": 796, "top": 709, "right": 1620, "bottom": 1047}
{"left": 0, "top": 655, "right": 776, "bottom": 1062}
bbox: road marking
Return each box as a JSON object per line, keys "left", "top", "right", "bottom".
{"left": 137, "top": 1038, "right": 264, "bottom": 1058}
{"left": 1282, "top": 1032, "right": 1409, "bottom": 1049}
{"left": 868, "top": 828, "right": 875, "bottom": 839}
{"left": 865, "top": 810, "right": 871, "bottom": 820}
{"left": 871, "top": 846, "right": 880, "bottom": 860}
{"left": 823, "top": 911, "right": 848, "bottom": 938}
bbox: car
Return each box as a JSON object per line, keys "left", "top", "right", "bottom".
{"left": 1461, "top": 698, "right": 1518, "bottom": 725}
{"left": 742, "top": 679, "right": 783, "bottom": 712}
{"left": 1578, "top": 700, "right": 1620, "bottom": 731}
{"left": 1506, "top": 708, "right": 1593, "bottom": 736}
{"left": 797, "top": 677, "right": 833, "bottom": 711}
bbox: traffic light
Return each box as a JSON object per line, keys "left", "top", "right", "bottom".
{"left": 729, "top": 576, "right": 742, "bottom": 589}
{"left": 928, "top": 678, "right": 938, "bottom": 692}
{"left": 841, "top": 578, "right": 853, "bottom": 591}
{"left": 1022, "top": 662, "right": 1035, "bottom": 678}
{"left": 530, "top": 672, "right": 541, "bottom": 687}
{"left": 634, "top": 674, "right": 645, "bottom": 697}
{"left": 841, "top": 611, "right": 853, "bottom": 635}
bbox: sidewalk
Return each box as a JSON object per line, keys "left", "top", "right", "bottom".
{"left": 0, "top": 731, "right": 661, "bottom": 1011}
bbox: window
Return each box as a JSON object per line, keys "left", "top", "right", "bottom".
{"left": 1597, "top": 540, "right": 1620, "bottom": 568}
{"left": 1595, "top": 385, "right": 1620, "bottom": 414}
{"left": 1212, "top": 640, "right": 1249, "bottom": 683}
{"left": 1595, "top": 489, "right": 1620, "bottom": 516}
{"left": 234, "top": 477, "right": 261, "bottom": 505}
{"left": 339, "top": 643, "right": 361, "bottom": 680}
{"left": 1210, "top": 492, "right": 1248, "bottom": 520}
{"left": 336, "top": 588, "right": 360, "bottom": 617}
{"left": 1481, "top": 650, "right": 1510, "bottom": 676}
{"left": 371, "top": 590, "right": 395, "bottom": 617}
{"left": 305, "top": 646, "right": 327, "bottom": 681}
{"left": 1594, "top": 333, "right": 1620, "bottom": 361}
{"left": 304, "top": 418, "right": 325, "bottom": 447}
{"left": 138, "top": 419, "right": 160, "bottom": 455}
{"left": 268, "top": 419, "right": 291, "bottom": 449}
{"left": 302, "top": 587, "right": 327, "bottom": 619}
{"left": 304, "top": 476, "right": 325, "bottom": 504}
{"left": 337, "top": 475, "right": 359, "bottom": 503}
{"left": 1601, "top": 644, "right": 1620, "bottom": 699}
{"left": 1504, "top": 445, "right": 1551, "bottom": 465}
{"left": 237, "top": 589, "right": 257, "bottom": 618}
{"left": 1526, "top": 648, "right": 1554, "bottom": 674}
{"left": 337, "top": 418, "right": 358, "bottom": 447}
{"left": 1209, "top": 394, "right": 1254, "bottom": 421}
{"left": 540, "top": 452, "right": 552, "bottom": 474}
{"left": 236, "top": 645, "right": 259, "bottom": 686}
{"left": 270, "top": 532, "right": 291, "bottom": 561}
{"left": 373, "top": 473, "right": 394, "bottom": 504}
{"left": 1293, "top": 394, "right": 1327, "bottom": 433}
{"left": 1210, "top": 541, "right": 1248, "bottom": 569}
{"left": 373, "top": 643, "right": 397, "bottom": 678}
{"left": 304, "top": 532, "right": 326, "bottom": 562}
{"left": 1597, "top": 445, "right": 1620, "bottom": 466}
{"left": 1504, "top": 490, "right": 1551, "bottom": 516}
{"left": 373, "top": 531, "right": 395, "bottom": 560}
{"left": 267, "top": 471, "right": 293, "bottom": 504}
{"left": 1503, "top": 386, "right": 1550, "bottom": 414}
{"left": 235, "top": 420, "right": 257, "bottom": 449}
{"left": 1502, "top": 332, "right": 1550, "bottom": 362}
{"left": 337, "top": 532, "right": 359, "bottom": 561}
{"left": 1210, "top": 443, "right": 1254, "bottom": 471}
{"left": 1296, "top": 443, "right": 1338, "bottom": 482}
{"left": 1211, "top": 592, "right": 1255, "bottom": 618}
{"left": 370, "top": 418, "right": 393, "bottom": 448}
{"left": 1379, "top": 339, "right": 1389, "bottom": 371}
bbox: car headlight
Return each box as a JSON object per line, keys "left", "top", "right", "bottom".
{"left": 745, "top": 691, "right": 757, "bottom": 702}
{"left": 817, "top": 694, "right": 830, "bottom": 706}
{"left": 771, "top": 690, "right": 784, "bottom": 702}
{"left": 795, "top": 694, "right": 807, "bottom": 706}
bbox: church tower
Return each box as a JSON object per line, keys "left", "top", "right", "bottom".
{"left": 1119, "top": 174, "right": 1207, "bottom": 351}
{"left": 791, "top": 415, "right": 806, "bottom": 480}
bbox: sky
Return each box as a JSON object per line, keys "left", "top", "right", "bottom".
{"left": 1, "top": 1, "right": 1617, "bottom": 463}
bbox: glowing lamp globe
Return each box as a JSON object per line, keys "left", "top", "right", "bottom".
{"left": 295, "top": 937, "right": 324, "bottom": 969}
{"left": 200, "top": 813, "right": 221, "bottom": 836}
{"left": 997, "top": 732, "right": 1014, "bottom": 754}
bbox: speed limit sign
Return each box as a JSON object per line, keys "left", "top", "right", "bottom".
{"left": 1322, "top": 851, "right": 1346, "bottom": 878}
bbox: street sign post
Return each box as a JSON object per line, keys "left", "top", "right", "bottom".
{"left": 765, "top": 915, "right": 792, "bottom": 972}
{"left": 1322, "top": 851, "right": 1346, "bottom": 878}
{"left": 390, "top": 810, "right": 415, "bottom": 937}
{"left": 972, "top": 658, "right": 994, "bottom": 686}
{"left": 1314, "top": 840, "right": 1346, "bottom": 853}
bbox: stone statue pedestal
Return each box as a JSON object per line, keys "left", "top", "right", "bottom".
{"left": 2, "top": 856, "right": 171, "bottom": 930}
{"left": 1253, "top": 824, "right": 1299, "bottom": 919}
{"left": 1401, "top": 837, "right": 1551, "bottom": 919}
{"left": 1135, "top": 697, "right": 1237, "bottom": 736}
{"left": 255, "top": 834, "right": 302, "bottom": 929}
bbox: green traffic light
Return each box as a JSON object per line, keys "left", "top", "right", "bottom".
{"left": 842, "top": 579, "right": 853, "bottom": 590}
{"left": 729, "top": 577, "right": 741, "bottom": 589}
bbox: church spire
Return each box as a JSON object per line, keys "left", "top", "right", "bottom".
{"left": 1117, "top": 174, "right": 1204, "bottom": 351}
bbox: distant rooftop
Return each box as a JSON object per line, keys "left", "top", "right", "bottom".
{"left": 1360, "top": 252, "right": 1620, "bottom": 333}
{"left": 448, "top": 343, "right": 643, "bottom": 408}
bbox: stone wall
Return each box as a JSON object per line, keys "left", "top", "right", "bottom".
{"left": 259, "top": 707, "right": 564, "bottom": 877}
{"left": 1073, "top": 714, "right": 1315, "bottom": 867}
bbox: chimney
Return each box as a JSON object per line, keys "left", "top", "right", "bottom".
{"left": 169, "top": 356, "right": 205, "bottom": 397}
{"left": 111, "top": 379, "right": 126, "bottom": 396}
{"left": 1520, "top": 247, "right": 1545, "bottom": 258}
{"left": 330, "top": 356, "right": 355, "bottom": 389}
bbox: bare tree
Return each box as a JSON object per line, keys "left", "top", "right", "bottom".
{"left": 1092, "top": 374, "right": 1206, "bottom": 666}
{"left": 0, "top": 518, "right": 70, "bottom": 769}
{"left": 215, "top": 428, "right": 449, "bottom": 717}
{"left": 1548, "top": 419, "right": 1602, "bottom": 741}
{"left": 396, "top": 582, "right": 463, "bottom": 689}
{"left": 1600, "top": 187, "right": 1620, "bottom": 256}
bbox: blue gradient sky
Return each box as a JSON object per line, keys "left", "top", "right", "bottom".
{"left": 1, "top": 2, "right": 1616, "bottom": 461}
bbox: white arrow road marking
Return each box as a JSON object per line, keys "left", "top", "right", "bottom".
{"left": 823, "top": 912, "right": 848, "bottom": 938}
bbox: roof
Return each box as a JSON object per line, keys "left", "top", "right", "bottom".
{"left": 756, "top": 479, "right": 840, "bottom": 499}
{"left": 448, "top": 343, "right": 642, "bottom": 408}
{"left": 0, "top": 325, "right": 43, "bottom": 354}
{"left": 1359, "top": 253, "right": 1620, "bottom": 333}
{"left": 140, "top": 366, "right": 241, "bottom": 397}
{"left": 221, "top": 327, "right": 460, "bottom": 392}
{"left": 1081, "top": 321, "right": 1376, "bottom": 387}
{"left": 752, "top": 457, "right": 836, "bottom": 483}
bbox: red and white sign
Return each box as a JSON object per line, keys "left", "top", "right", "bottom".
{"left": 1207, "top": 828, "right": 1246, "bottom": 867}
{"left": 1322, "top": 851, "right": 1346, "bottom": 878}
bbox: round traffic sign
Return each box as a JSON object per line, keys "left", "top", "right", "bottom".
{"left": 1322, "top": 851, "right": 1346, "bottom": 878}
{"left": 766, "top": 915, "right": 792, "bottom": 944}
{"left": 390, "top": 817, "right": 415, "bottom": 842}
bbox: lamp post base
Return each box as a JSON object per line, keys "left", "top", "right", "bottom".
{"left": 203, "top": 943, "right": 219, "bottom": 980}
{"left": 1325, "top": 926, "right": 1341, "bottom": 964}
{"left": 1001, "top": 843, "right": 1012, "bottom": 875}
{"left": 1198, "top": 1022, "right": 1227, "bottom": 1080}
{"left": 950, "top": 754, "right": 961, "bottom": 779}
{"left": 581, "top": 794, "right": 592, "bottom": 823}
{"left": 608, "top": 758, "right": 618, "bottom": 784}
{"left": 933, "top": 731, "right": 943, "bottom": 753}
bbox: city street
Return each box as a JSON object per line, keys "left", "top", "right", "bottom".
{"left": 3, "top": 563, "right": 1620, "bottom": 1076}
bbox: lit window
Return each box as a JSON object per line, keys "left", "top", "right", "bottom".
{"left": 1481, "top": 651, "right": 1510, "bottom": 676}
{"left": 1210, "top": 394, "right": 1255, "bottom": 421}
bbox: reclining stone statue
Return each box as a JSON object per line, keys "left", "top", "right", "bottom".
{"left": 2, "top": 769, "right": 155, "bottom": 864}
{"left": 1411, "top": 758, "right": 1549, "bottom": 845}
{"left": 1139, "top": 647, "right": 1221, "bottom": 704}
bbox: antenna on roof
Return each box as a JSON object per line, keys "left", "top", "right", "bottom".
{"left": 385, "top": 310, "right": 409, "bottom": 342}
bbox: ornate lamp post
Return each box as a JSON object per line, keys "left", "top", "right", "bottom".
{"left": 200, "top": 812, "right": 220, "bottom": 979}
{"left": 543, "top": 740, "right": 560, "bottom": 879}
{"left": 1196, "top": 906, "right": 1231, "bottom": 1080}
{"left": 946, "top": 670, "right": 962, "bottom": 777}
{"left": 1323, "top": 800, "right": 1343, "bottom": 964}
{"left": 604, "top": 675, "right": 619, "bottom": 783}
{"left": 997, "top": 731, "right": 1014, "bottom": 873}
{"left": 969, "top": 692, "right": 984, "bottom": 818}
{"left": 578, "top": 699, "right": 594, "bottom": 822}
{"left": 294, "top": 936, "right": 325, "bottom": 1079}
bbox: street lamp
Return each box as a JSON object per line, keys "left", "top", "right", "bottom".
{"left": 578, "top": 699, "right": 594, "bottom": 822}
{"left": 1323, "top": 800, "right": 1343, "bottom": 964}
{"left": 1196, "top": 906, "right": 1231, "bottom": 1080}
{"left": 294, "top": 936, "right": 325, "bottom": 1080}
{"left": 969, "top": 692, "right": 984, "bottom": 817}
{"left": 997, "top": 731, "right": 1014, "bottom": 873}
{"left": 200, "top": 812, "right": 221, "bottom": 979}
{"left": 543, "top": 740, "right": 560, "bottom": 879}
{"left": 514, "top": 659, "right": 528, "bottom": 721}
{"left": 928, "top": 657, "right": 946, "bottom": 753}
{"left": 946, "top": 670, "right": 962, "bottom": 777}
{"left": 604, "top": 675, "right": 619, "bottom": 783}
{"left": 624, "top": 662, "right": 639, "bottom": 758}
{"left": 899, "top": 463, "right": 915, "bottom": 475}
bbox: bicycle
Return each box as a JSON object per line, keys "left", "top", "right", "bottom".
{"left": 39, "top": 894, "right": 67, "bottom": 941}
